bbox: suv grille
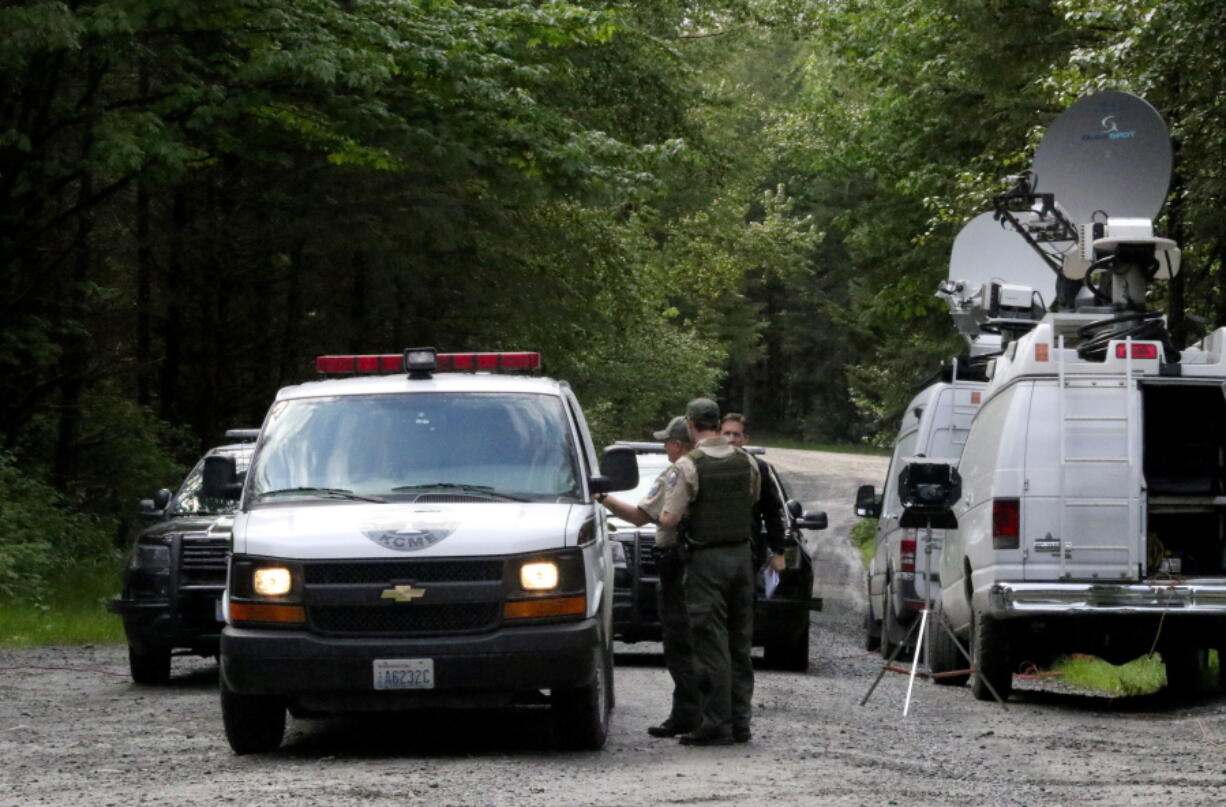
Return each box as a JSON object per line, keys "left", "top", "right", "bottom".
{"left": 304, "top": 560, "right": 504, "bottom": 585}
{"left": 309, "top": 603, "right": 501, "bottom": 635}
{"left": 632, "top": 532, "right": 658, "bottom": 576}
{"left": 179, "top": 537, "right": 228, "bottom": 587}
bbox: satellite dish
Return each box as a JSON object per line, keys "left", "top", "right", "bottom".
{"left": 1032, "top": 90, "right": 1172, "bottom": 226}
{"left": 949, "top": 212, "right": 1057, "bottom": 303}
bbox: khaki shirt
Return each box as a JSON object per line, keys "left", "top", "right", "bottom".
{"left": 661, "top": 436, "right": 761, "bottom": 530}
{"left": 637, "top": 466, "right": 680, "bottom": 548}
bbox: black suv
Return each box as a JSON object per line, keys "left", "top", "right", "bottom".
{"left": 609, "top": 444, "right": 827, "bottom": 671}
{"left": 108, "top": 432, "right": 256, "bottom": 683}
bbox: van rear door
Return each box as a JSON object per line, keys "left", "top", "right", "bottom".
{"left": 1023, "top": 379, "right": 1141, "bottom": 582}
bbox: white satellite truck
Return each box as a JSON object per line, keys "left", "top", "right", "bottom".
{"left": 860, "top": 212, "right": 1054, "bottom": 658}
{"left": 902, "top": 91, "right": 1226, "bottom": 701}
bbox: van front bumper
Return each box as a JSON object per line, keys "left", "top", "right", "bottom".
{"left": 220, "top": 617, "right": 600, "bottom": 697}
{"left": 989, "top": 581, "right": 1226, "bottom": 616}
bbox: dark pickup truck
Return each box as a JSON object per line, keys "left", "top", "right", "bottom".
{"left": 108, "top": 434, "right": 255, "bottom": 683}
{"left": 609, "top": 443, "right": 827, "bottom": 671}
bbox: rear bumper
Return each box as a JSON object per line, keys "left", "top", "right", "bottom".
{"left": 220, "top": 617, "right": 600, "bottom": 697}
{"left": 989, "top": 581, "right": 1226, "bottom": 617}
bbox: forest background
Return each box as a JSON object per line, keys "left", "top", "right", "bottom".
{"left": 1, "top": 0, "right": 1224, "bottom": 601}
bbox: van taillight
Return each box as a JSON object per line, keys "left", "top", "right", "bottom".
{"left": 900, "top": 532, "right": 917, "bottom": 572}
{"left": 993, "top": 499, "right": 1020, "bottom": 549}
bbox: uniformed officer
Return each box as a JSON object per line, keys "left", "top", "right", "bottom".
{"left": 595, "top": 415, "right": 701, "bottom": 737}
{"left": 720, "top": 413, "right": 787, "bottom": 574}
{"left": 658, "top": 398, "right": 760, "bottom": 745}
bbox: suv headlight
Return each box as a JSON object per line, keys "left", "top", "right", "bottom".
{"left": 130, "top": 542, "right": 170, "bottom": 571}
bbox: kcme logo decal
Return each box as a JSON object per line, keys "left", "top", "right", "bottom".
{"left": 361, "top": 512, "right": 458, "bottom": 552}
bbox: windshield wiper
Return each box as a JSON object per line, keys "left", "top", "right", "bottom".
{"left": 390, "top": 483, "right": 528, "bottom": 502}
{"left": 256, "top": 487, "right": 385, "bottom": 503}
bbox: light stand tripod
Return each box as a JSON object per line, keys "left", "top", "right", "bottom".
{"left": 859, "top": 522, "right": 1008, "bottom": 714}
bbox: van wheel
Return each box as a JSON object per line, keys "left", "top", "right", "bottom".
{"left": 220, "top": 678, "right": 286, "bottom": 754}
{"left": 928, "top": 608, "right": 969, "bottom": 687}
{"left": 864, "top": 581, "right": 881, "bottom": 652}
{"left": 1164, "top": 647, "right": 1207, "bottom": 697}
{"left": 970, "top": 610, "right": 1012, "bottom": 702}
{"left": 552, "top": 645, "right": 611, "bottom": 751}
{"left": 128, "top": 645, "right": 171, "bottom": 685}
{"left": 880, "top": 581, "right": 907, "bottom": 659}
{"left": 765, "top": 619, "right": 810, "bottom": 672}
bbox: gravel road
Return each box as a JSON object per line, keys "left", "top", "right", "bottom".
{"left": 5, "top": 448, "right": 1226, "bottom": 806}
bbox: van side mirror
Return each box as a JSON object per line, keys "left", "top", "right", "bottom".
{"left": 202, "top": 455, "right": 242, "bottom": 500}
{"left": 590, "top": 445, "right": 639, "bottom": 494}
{"left": 855, "top": 485, "right": 880, "bottom": 519}
{"left": 897, "top": 460, "right": 961, "bottom": 528}
{"left": 796, "top": 509, "right": 828, "bottom": 530}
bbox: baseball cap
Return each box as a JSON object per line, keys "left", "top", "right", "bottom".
{"left": 685, "top": 397, "right": 720, "bottom": 425}
{"left": 652, "top": 415, "right": 689, "bottom": 442}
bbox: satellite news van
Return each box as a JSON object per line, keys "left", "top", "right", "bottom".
{"left": 861, "top": 212, "right": 1054, "bottom": 657}
{"left": 905, "top": 91, "right": 1226, "bottom": 701}
{"left": 202, "top": 348, "right": 638, "bottom": 752}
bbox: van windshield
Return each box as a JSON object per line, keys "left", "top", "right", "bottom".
{"left": 248, "top": 392, "right": 582, "bottom": 504}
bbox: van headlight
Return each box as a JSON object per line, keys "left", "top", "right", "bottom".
{"left": 520, "top": 561, "right": 559, "bottom": 591}
{"left": 253, "top": 566, "right": 294, "bottom": 596}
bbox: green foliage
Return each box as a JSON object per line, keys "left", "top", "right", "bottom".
{"left": 0, "top": 453, "right": 111, "bottom": 602}
{"left": 0, "top": 558, "right": 124, "bottom": 645}
{"left": 850, "top": 516, "right": 876, "bottom": 569}
{"left": 1051, "top": 653, "right": 1167, "bottom": 697}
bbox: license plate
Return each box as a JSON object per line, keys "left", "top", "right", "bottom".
{"left": 373, "top": 658, "right": 434, "bottom": 690}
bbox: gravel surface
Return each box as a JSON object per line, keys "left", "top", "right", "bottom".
{"left": 5, "top": 448, "right": 1226, "bottom": 806}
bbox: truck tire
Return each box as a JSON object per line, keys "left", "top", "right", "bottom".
{"left": 128, "top": 645, "right": 171, "bottom": 685}
{"left": 864, "top": 581, "right": 881, "bottom": 652}
{"left": 880, "top": 580, "right": 907, "bottom": 660}
{"left": 928, "top": 608, "right": 969, "bottom": 687}
{"left": 970, "top": 610, "right": 1012, "bottom": 702}
{"left": 764, "top": 619, "right": 810, "bottom": 672}
{"left": 220, "top": 678, "right": 286, "bottom": 754}
{"left": 1164, "top": 646, "right": 1207, "bottom": 697}
{"left": 552, "top": 645, "right": 611, "bottom": 751}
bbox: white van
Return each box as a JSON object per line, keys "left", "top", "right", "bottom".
{"left": 203, "top": 349, "right": 638, "bottom": 752}
{"left": 932, "top": 321, "right": 1226, "bottom": 700}
{"left": 861, "top": 374, "right": 984, "bottom": 656}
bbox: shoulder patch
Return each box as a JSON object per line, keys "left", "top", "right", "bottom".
{"left": 648, "top": 478, "right": 662, "bottom": 498}
{"left": 666, "top": 468, "right": 679, "bottom": 489}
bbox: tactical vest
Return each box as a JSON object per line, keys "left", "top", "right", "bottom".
{"left": 686, "top": 448, "right": 755, "bottom": 545}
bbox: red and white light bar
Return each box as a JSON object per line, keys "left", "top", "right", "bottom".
{"left": 316, "top": 351, "right": 541, "bottom": 375}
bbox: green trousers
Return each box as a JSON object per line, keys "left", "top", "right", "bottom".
{"left": 658, "top": 552, "right": 701, "bottom": 727}
{"left": 684, "top": 541, "right": 754, "bottom": 735}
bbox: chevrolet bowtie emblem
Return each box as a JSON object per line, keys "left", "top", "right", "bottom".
{"left": 381, "top": 584, "right": 426, "bottom": 603}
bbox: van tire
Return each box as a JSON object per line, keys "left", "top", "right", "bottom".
{"left": 128, "top": 645, "right": 171, "bottom": 685}
{"left": 220, "top": 678, "right": 286, "bottom": 754}
{"left": 864, "top": 578, "right": 882, "bottom": 651}
{"left": 1164, "top": 646, "right": 1207, "bottom": 697}
{"left": 970, "top": 610, "right": 1012, "bottom": 702}
{"left": 929, "top": 608, "right": 969, "bottom": 687}
{"left": 880, "top": 581, "right": 907, "bottom": 660}
{"left": 552, "top": 645, "right": 611, "bottom": 751}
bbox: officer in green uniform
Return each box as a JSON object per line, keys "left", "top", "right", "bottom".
{"left": 595, "top": 415, "right": 700, "bottom": 737}
{"left": 658, "top": 398, "right": 760, "bottom": 745}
